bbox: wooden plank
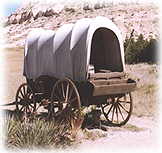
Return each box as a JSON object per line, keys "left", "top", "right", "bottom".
{"left": 93, "top": 83, "right": 136, "bottom": 96}
{"left": 89, "top": 72, "right": 125, "bottom": 80}
{"left": 98, "top": 69, "right": 111, "bottom": 73}
{"left": 90, "top": 78, "right": 128, "bottom": 86}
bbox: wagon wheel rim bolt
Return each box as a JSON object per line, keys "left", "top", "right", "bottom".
{"left": 101, "top": 93, "right": 133, "bottom": 126}
{"left": 15, "top": 83, "right": 36, "bottom": 120}
{"left": 49, "top": 78, "right": 81, "bottom": 128}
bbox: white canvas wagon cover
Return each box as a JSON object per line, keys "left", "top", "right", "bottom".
{"left": 23, "top": 16, "right": 125, "bottom": 82}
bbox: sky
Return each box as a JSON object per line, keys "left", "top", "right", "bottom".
{"left": 4, "top": 3, "right": 23, "bottom": 17}
{"left": 0, "top": 0, "right": 30, "bottom": 17}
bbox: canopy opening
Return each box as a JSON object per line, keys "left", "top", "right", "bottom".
{"left": 90, "top": 27, "right": 123, "bottom": 73}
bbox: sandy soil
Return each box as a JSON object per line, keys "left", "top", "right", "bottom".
{"left": 76, "top": 115, "right": 161, "bottom": 153}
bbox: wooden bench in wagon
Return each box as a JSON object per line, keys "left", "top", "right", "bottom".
{"left": 14, "top": 17, "right": 136, "bottom": 127}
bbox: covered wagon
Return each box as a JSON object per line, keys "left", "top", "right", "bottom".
{"left": 15, "top": 16, "right": 136, "bottom": 126}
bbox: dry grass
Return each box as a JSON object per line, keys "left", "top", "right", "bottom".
{"left": 3, "top": 47, "right": 25, "bottom": 109}
{"left": 125, "top": 63, "right": 160, "bottom": 117}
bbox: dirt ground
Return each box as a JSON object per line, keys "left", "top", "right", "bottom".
{"left": 1, "top": 50, "right": 162, "bottom": 152}
{"left": 76, "top": 115, "right": 161, "bottom": 153}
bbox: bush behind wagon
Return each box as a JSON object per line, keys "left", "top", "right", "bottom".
{"left": 124, "top": 34, "right": 159, "bottom": 64}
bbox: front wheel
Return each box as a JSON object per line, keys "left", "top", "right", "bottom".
{"left": 48, "top": 78, "right": 82, "bottom": 128}
{"left": 101, "top": 93, "right": 133, "bottom": 126}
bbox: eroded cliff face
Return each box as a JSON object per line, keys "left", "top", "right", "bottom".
{"left": 1, "top": 0, "right": 159, "bottom": 48}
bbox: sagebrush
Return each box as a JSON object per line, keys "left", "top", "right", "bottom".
{"left": 4, "top": 116, "right": 78, "bottom": 150}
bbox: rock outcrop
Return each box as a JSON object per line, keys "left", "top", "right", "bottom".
{"left": 1, "top": 0, "right": 159, "bottom": 48}
{"left": 4, "top": 1, "right": 113, "bottom": 26}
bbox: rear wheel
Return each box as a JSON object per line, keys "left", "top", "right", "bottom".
{"left": 101, "top": 93, "right": 133, "bottom": 126}
{"left": 49, "top": 78, "right": 82, "bottom": 128}
{"left": 15, "top": 83, "right": 36, "bottom": 121}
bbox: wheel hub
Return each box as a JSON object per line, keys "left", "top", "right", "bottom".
{"left": 20, "top": 97, "right": 29, "bottom": 106}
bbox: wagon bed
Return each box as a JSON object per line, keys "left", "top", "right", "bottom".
{"left": 89, "top": 71, "right": 136, "bottom": 96}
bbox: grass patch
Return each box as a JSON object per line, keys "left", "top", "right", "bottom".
{"left": 125, "top": 64, "right": 159, "bottom": 117}
{"left": 137, "top": 83, "right": 156, "bottom": 94}
{"left": 83, "top": 129, "right": 107, "bottom": 140}
{"left": 123, "top": 124, "right": 143, "bottom": 132}
{"left": 4, "top": 116, "right": 78, "bottom": 150}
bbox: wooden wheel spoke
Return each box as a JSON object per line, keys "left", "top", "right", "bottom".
{"left": 22, "top": 107, "right": 25, "bottom": 112}
{"left": 102, "top": 103, "right": 109, "bottom": 109}
{"left": 118, "top": 100, "right": 130, "bottom": 104}
{"left": 57, "top": 85, "right": 64, "bottom": 101}
{"left": 67, "top": 87, "right": 74, "bottom": 102}
{"left": 20, "top": 105, "right": 24, "bottom": 111}
{"left": 29, "top": 104, "right": 34, "bottom": 109}
{"left": 65, "top": 82, "right": 69, "bottom": 102}
{"left": 111, "top": 106, "right": 115, "bottom": 122}
{"left": 116, "top": 107, "right": 119, "bottom": 124}
{"left": 19, "top": 89, "right": 24, "bottom": 98}
{"left": 26, "top": 105, "right": 31, "bottom": 113}
{"left": 27, "top": 91, "right": 32, "bottom": 99}
{"left": 68, "top": 96, "right": 77, "bottom": 105}
{"left": 118, "top": 103, "right": 129, "bottom": 113}
{"left": 64, "top": 107, "right": 75, "bottom": 118}
{"left": 61, "top": 82, "right": 65, "bottom": 99}
{"left": 117, "top": 105, "right": 125, "bottom": 120}
{"left": 17, "top": 95, "right": 23, "bottom": 100}
{"left": 106, "top": 104, "right": 113, "bottom": 116}
{"left": 23, "top": 85, "right": 26, "bottom": 95}
{"left": 53, "top": 93, "right": 62, "bottom": 102}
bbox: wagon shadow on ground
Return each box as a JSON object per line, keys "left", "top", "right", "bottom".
{"left": 81, "top": 114, "right": 114, "bottom": 131}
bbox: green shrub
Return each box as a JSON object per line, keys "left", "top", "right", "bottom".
{"left": 124, "top": 34, "right": 159, "bottom": 64}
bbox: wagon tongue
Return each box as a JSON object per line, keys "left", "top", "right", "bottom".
{"left": 1, "top": 101, "right": 16, "bottom": 106}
